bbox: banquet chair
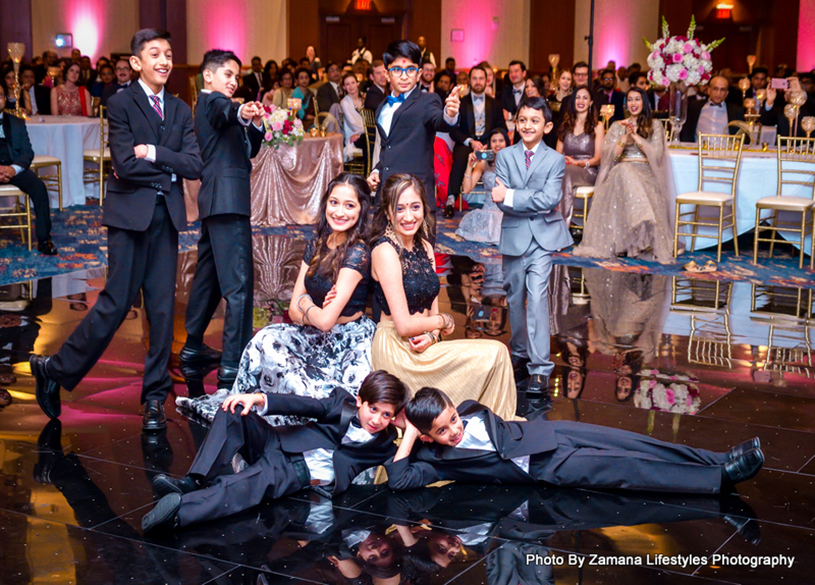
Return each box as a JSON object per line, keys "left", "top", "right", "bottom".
{"left": 753, "top": 136, "right": 815, "bottom": 269}
{"left": 83, "top": 105, "right": 111, "bottom": 205}
{"left": 673, "top": 133, "right": 745, "bottom": 262}
{"left": 361, "top": 109, "right": 377, "bottom": 176}
{"left": 687, "top": 313, "right": 733, "bottom": 368}
{"left": 316, "top": 112, "right": 340, "bottom": 133}
{"left": 671, "top": 276, "right": 731, "bottom": 312}
{"left": 751, "top": 283, "right": 813, "bottom": 320}
{"left": 30, "top": 155, "right": 63, "bottom": 211}
{"left": 0, "top": 185, "right": 32, "bottom": 251}
{"left": 571, "top": 186, "right": 594, "bottom": 233}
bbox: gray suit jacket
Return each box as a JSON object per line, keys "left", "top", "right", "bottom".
{"left": 495, "top": 141, "right": 572, "bottom": 257}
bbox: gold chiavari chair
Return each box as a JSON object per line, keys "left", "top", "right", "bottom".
{"left": 753, "top": 136, "right": 815, "bottom": 269}
{"left": 0, "top": 185, "right": 32, "bottom": 250}
{"left": 30, "top": 155, "right": 63, "bottom": 211}
{"left": 687, "top": 312, "right": 733, "bottom": 368}
{"left": 361, "top": 108, "right": 378, "bottom": 177}
{"left": 571, "top": 186, "right": 594, "bottom": 233}
{"left": 82, "top": 105, "right": 111, "bottom": 204}
{"left": 751, "top": 283, "right": 814, "bottom": 320}
{"left": 673, "top": 133, "right": 745, "bottom": 262}
{"left": 671, "top": 276, "right": 732, "bottom": 312}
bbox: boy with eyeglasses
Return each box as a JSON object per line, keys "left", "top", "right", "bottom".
{"left": 366, "top": 39, "right": 460, "bottom": 236}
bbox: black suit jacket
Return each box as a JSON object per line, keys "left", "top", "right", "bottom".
{"left": 100, "top": 81, "right": 132, "bottom": 108}
{"left": 264, "top": 388, "right": 399, "bottom": 496}
{"left": 364, "top": 84, "right": 386, "bottom": 111}
{"left": 28, "top": 85, "right": 51, "bottom": 115}
{"left": 0, "top": 113, "right": 35, "bottom": 170}
{"left": 593, "top": 89, "right": 626, "bottom": 122}
{"left": 104, "top": 82, "right": 203, "bottom": 232}
{"left": 317, "top": 81, "right": 341, "bottom": 113}
{"left": 760, "top": 93, "right": 815, "bottom": 138}
{"left": 374, "top": 88, "right": 455, "bottom": 204}
{"left": 500, "top": 83, "right": 525, "bottom": 116}
{"left": 385, "top": 401, "right": 558, "bottom": 490}
{"left": 242, "top": 71, "right": 268, "bottom": 100}
{"left": 680, "top": 99, "right": 744, "bottom": 142}
{"left": 450, "top": 93, "right": 506, "bottom": 145}
{"left": 194, "top": 91, "right": 263, "bottom": 219}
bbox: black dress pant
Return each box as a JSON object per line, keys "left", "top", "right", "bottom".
{"left": 9, "top": 169, "right": 51, "bottom": 240}
{"left": 179, "top": 408, "right": 304, "bottom": 527}
{"left": 184, "top": 214, "right": 254, "bottom": 368}
{"left": 48, "top": 199, "right": 178, "bottom": 402}
{"left": 529, "top": 421, "right": 727, "bottom": 494}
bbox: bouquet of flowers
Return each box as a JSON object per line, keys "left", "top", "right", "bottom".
{"left": 634, "top": 369, "right": 702, "bottom": 414}
{"left": 261, "top": 104, "right": 304, "bottom": 149}
{"left": 645, "top": 16, "right": 724, "bottom": 88}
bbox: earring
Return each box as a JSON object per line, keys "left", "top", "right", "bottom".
{"left": 384, "top": 221, "right": 398, "bottom": 244}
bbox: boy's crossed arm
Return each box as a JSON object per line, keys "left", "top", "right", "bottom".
{"left": 492, "top": 152, "right": 565, "bottom": 216}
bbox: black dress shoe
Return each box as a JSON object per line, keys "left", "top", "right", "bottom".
{"left": 526, "top": 374, "right": 550, "bottom": 399}
{"left": 153, "top": 474, "right": 199, "bottom": 498}
{"left": 30, "top": 354, "right": 61, "bottom": 419}
{"left": 179, "top": 343, "right": 222, "bottom": 364}
{"left": 511, "top": 356, "right": 530, "bottom": 381}
{"left": 33, "top": 419, "right": 63, "bottom": 484}
{"left": 727, "top": 437, "right": 761, "bottom": 462}
{"left": 723, "top": 448, "right": 764, "bottom": 485}
{"left": 142, "top": 492, "right": 182, "bottom": 534}
{"left": 442, "top": 204, "right": 455, "bottom": 219}
{"left": 37, "top": 238, "right": 58, "bottom": 256}
{"left": 142, "top": 400, "right": 167, "bottom": 431}
{"left": 217, "top": 365, "right": 239, "bottom": 389}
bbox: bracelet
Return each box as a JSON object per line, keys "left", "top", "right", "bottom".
{"left": 464, "top": 173, "right": 472, "bottom": 178}
{"left": 296, "top": 293, "right": 312, "bottom": 312}
{"left": 423, "top": 331, "right": 438, "bottom": 345}
{"left": 303, "top": 304, "right": 316, "bottom": 325}
{"left": 616, "top": 139, "right": 626, "bottom": 148}
{"left": 636, "top": 141, "right": 644, "bottom": 150}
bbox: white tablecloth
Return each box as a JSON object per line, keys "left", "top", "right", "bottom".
{"left": 25, "top": 115, "right": 101, "bottom": 208}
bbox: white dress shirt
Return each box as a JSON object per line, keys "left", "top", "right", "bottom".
{"left": 456, "top": 414, "right": 530, "bottom": 473}
{"left": 351, "top": 48, "right": 373, "bottom": 64}
{"left": 503, "top": 140, "right": 542, "bottom": 209}
{"left": 696, "top": 100, "right": 728, "bottom": 136}
{"left": 512, "top": 82, "right": 525, "bottom": 107}
{"left": 464, "top": 92, "right": 487, "bottom": 145}
{"left": 302, "top": 420, "right": 375, "bottom": 485}
{"left": 27, "top": 87, "right": 38, "bottom": 115}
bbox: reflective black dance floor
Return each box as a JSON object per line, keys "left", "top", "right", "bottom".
{"left": 1, "top": 235, "right": 814, "bottom": 584}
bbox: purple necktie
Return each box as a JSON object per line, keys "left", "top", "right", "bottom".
{"left": 525, "top": 150, "right": 534, "bottom": 169}
{"left": 150, "top": 94, "right": 163, "bottom": 119}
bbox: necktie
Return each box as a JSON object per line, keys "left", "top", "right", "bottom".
{"left": 525, "top": 150, "right": 534, "bottom": 169}
{"left": 386, "top": 94, "right": 406, "bottom": 106}
{"left": 150, "top": 94, "right": 163, "bottom": 119}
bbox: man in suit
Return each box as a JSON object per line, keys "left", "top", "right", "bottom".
{"left": 79, "top": 55, "right": 97, "bottom": 88}
{"left": 680, "top": 75, "right": 744, "bottom": 142}
{"left": 364, "top": 60, "right": 388, "bottom": 111}
{"left": 443, "top": 65, "right": 506, "bottom": 218}
{"left": 317, "top": 62, "right": 342, "bottom": 113}
{"left": 351, "top": 37, "right": 373, "bottom": 66}
{"left": 366, "top": 40, "right": 461, "bottom": 222}
{"left": 387, "top": 388, "right": 766, "bottom": 495}
{"left": 19, "top": 66, "right": 51, "bottom": 115}
{"left": 141, "top": 371, "right": 408, "bottom": 533}
{"left": 491, "top": 97, "right": 571, "bottom": 402}
{"left": 594, "top": 68, "right": 625, "bottom": 123}
{"left": 500, "top": 60, "right": 527, "bottom": 118}
{"left": 241, "top": 55, "right": 268, "bottom": 101}
{"left": 181, "top": 50, "right": 264, "bottom": 389}
{"left": 30, "top": 29, "right": 203, "bottom": 431}
{"left": 760, "top": 76, "right": 815, "bottom": 137}
{"left": 0, "top": 86, "right": 57, "bottom": 255}
{"left": 101, "top": 58, "right": 133, "bottom": 107}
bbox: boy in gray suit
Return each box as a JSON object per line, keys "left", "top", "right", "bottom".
{"left": 491, "top": 96, "right": 572, "bottom": 407}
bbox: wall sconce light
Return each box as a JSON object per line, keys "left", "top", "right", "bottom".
{"left": 54, "top": 33, "right": 73, "bottom": 48}
{"left": 451, "top": 29, "right": 464, "bottom": 42}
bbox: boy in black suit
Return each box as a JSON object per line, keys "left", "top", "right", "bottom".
{"left": 141, "top": 370, "right": 409, "bottom": 533}
{"left": 386, "top": 388, "right": 764, "bottom": 495}
{"left": 366, "top": 40, "right": 461, "bottom": 233}
{"left": 180, "top": 50, "right": 264, "bottom": 389}
{"left": 31, "top": 29, "right": 203, "bottom": 430}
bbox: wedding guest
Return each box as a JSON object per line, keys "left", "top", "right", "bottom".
{"left": 89, "top": 64, "right": 115, "bottom": 99}
{"left": 263, "top": 60, "right": 279, "bottom": 90}
{"left": 100, "top": 59, "right": 133, "bottom": 107}
{"left": 594, "top": 69, "right": 625, "bottom": 123}
{"left": 419, "top": 59, "right": 435, "bottom": 92}
{"left": 364, "top": 60, "right": 388, "bottom": 110}
{"left": 417, "top": 36, "right": 436, "bottom": 67}
{"left": 456, "top": 70, "right": 469, "bottom": 92}
{"left": 178, "top": 174, "right": 375, "bottom": 427}
{"left": 78, "top": 55, "right": 96, "bottom": 87}
{"left": 442, "top": 57, "right": 457, "bottom": 81}
{"left": 572, "top": 61, "right": 589, "bottom": 88}
{"left": 546, "top": 69, "right": 573, "bottom": 146}
{"left": 524, "top": 76, "right": 547, "bottom": 99}
{"left": 351, "top": 37, "right": 373, "bottom": 66}
{"left": 340, "top": 71, "right": 367, "bottom": 165}
{"left": 291, "top": 67, "right": 316, "bottom": 126}
{"left": 573, "top": 87, "right": 675, "bottom": 263}
{"left": 454, "top": 128, "right": 509, "bottom": 245}
{"left": 760, "top": 76, "right": 815, "bottom": 136}
{"left": 20, "top": 65, "right": 51, "bottom": 115}
{"left": 306, "top": 46, "right": 322, "bottom": 78}
{"left": 34, "top": 50, "right": 58, "bottom": 84}
{"left": 1, "top": 67, "right": 22, "bottom": 112}
{"left": 501, "top": 60, "right": 527, "bottom": 122}
{"left": 369, "top": 174, "right": 517, "bottom": 420}
{"left": 317, "top": 62, "right": 342, "bottom": 113}
{"left": 243, "top": 56, "right": 268, "bottom": 101}
{"left": 617, "top": 66, "right": 629, "bottom": 85}
{"left": 556, "top": 86, "right": 603, "bottom": 226}
{"left": 680, "top": 76, "right": 744, "bottom": 142}
{"left": 478, "top": 61, "right": 498, "bottom": 98}
{"left": 265, "top": 69, "right": 294, "bottom": 108}
{"left": 434, "top": 71, "right": 453, "bottom": 100}
{"left": 50, "top": 62, "right": 91, "bottom": 116}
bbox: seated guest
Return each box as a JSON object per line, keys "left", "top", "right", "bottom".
{"left": 593, "top": 69, "right": 625, "bottom": 123}
{"left": 101, "top": 59, "right": 133, "bottom": 107}
{"left": 456, "top": 70, "right": 470, "bottom": 95}
{"left": 34, "top": 50, "right": 59, "bottom": 84}
{"left": 617, "top": 66, "right": 629, "bottom": 86}
{"left": 88, "top": 64, "right": 115, "bottom": 99}
{"left": 760, "top": 76, "right": 815, "bottom": 137}
{"left": 679, "top": 75, "right": 744, "bottom": 142}
{"left": 442, "top": 57, "right": 456, "bottom": 82}
{"left": 19, "top": 65, "right": 51, "bottom": 115}
{"left": 419, "top": 58, "right": 435, "bottom": 92}
{"left": 351, "top": 36, "right": 373, "bottom": 66}
{"left": 800, "top": 72, "right": 815, "bottom": 96}
{"left": 572, "top": 61, "right": 590, "bottom": 88}
{"left": 500, "top": 60, "right": 528, "bottom": 123}
{"left": 263, "top": 60, "right": 279, "bottom": 91}
{"left": 78, "top": 55, "right": 96, "bottom": 87}
{"left": 291, "top": 67, "right": 316, "bottom": 126}
{"left": 370, "top": 174, "right": 517, "bottom": 421}
{"left": 306, "top": 46, "right": 322, "bottom": 78}
{"left": 524, "top": 75, "right": 548, "bottom": 99}
{"left": 51, "top": 62, "right": 92, "bottom": 116}
{"left": 573, "top": 87, "right": 675, "bottom": 263}
{"left": 0, "top": 85, "right": 58, "bottom": 255}
{"left": 364, "top": 60, "right": 388, "bottom": 110}
{"left": 546, "top": 69, "right": 573, "bottom": 147}
{"left": 178, "top": 174, "right": 375, "bottom": 427}
{"left": 340, "top": 72, "right": 367, "bottom": 164}
{"left": 264, "top": 70, "right": 294, "bottom": 108}
{"left": 556, "top": 85, "right": 604, "bottom": 226}
{"left": 352, "top": 58, "right": 371, "bottom": 88}
{"left": 434, "top": 71, "right": 453, "bottom": 100}
{"left": 243, "top": 56, "right": 268, "bottom": 100}
{"left": 444, "top": 65, "right": 506, "bottom": 218}
{"left": 417, "top": 35, "right": 436, "bottom": 67}
{"left": 454, "top": 127, "right": 509, "bottom": 244}
{"left": 1, "top": 67, "right": 21, "bottom": 112}
{"left": 478, "top": 61, "right": 498, "bottom": 98}
{"left": 317, "top": 62, "right": 343, "bottom": 113}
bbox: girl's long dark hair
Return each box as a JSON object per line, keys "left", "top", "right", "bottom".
{"left": 626, "top": 86, "right": 653, "bottom": 139}
{"left": 369, "top": 174, "right": 432, "bottom": 248}
{"left": 558, "top": 85, "right": 599, "bottom": 141}
{"left": 307, "top": 172, "right": 371, "bottom": 282}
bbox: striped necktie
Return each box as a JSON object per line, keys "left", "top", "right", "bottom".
{"left": 149, "top": 95, "right": 163, "bottom": 119}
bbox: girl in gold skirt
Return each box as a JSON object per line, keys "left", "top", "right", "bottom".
{"left": 369, "top": 174, "right": 517, "bottom": 421}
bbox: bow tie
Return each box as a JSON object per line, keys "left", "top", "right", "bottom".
{"left": 386, "top": 94, "right": 406, "bottom": 105}
{"left": 117, "top": 84, "right": 129, "bottom": 89}
{"left": 512, "top": 88, "right": 523, "bottom": 95}
{"left": 350, "top": 416, "right": 362, "bottom": 429}
{"left": 709, "top": 101, "right": 724, "bottom": 107}
{"left": 472, "top": 95, "right": 484, "bottom": 103}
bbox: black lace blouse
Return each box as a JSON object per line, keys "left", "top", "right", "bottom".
{"left": 372, "top": 237, "right": 440, "bottom": 316}
{"left": 303, "top": 239, "right": 371, "bottom": 317}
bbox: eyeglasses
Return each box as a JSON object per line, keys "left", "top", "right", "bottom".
{"left": 115, "top": 67, "right": 131, "bottom": 73}
{"left": 389, "top": 67, "right": 419, "bottom": 78}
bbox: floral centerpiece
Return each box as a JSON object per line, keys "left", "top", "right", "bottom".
{"left": 634, "top": 369, "right": 702, "bottom": 415}
{"left": 645, "top": 16, "right": 722, "bottom": 88}
{"left": 261, "top": 104, "right": 304, "bottom": 149}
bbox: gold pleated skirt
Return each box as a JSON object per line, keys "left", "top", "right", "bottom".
{"left": 371, "top": 320, "right": 518, "bottom": 421}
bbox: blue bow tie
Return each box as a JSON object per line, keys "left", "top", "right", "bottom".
{"left": 473, "top": 95, "right": 484, "bottom": 103}
{"left": 512, "top": 88, "right": 523, "bottom": 95}
{"left": 386, "top": 94, "right": 407, "bottom": 106}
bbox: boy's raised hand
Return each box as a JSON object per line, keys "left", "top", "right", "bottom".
{"left": 444, "top": 85, "right": 462, "bottom": 117}
{"left": 222, "top": 392, "right": 265, "bottom": 415}
{"left": 491, "top": 177, "right": 507, "bottom": 203}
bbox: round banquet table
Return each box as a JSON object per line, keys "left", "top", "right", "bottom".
{"left": 249, "top": 133, "right": 344, "bottom": 226}
{"left": 25, "top": 115, "right": 101, "bottom": 208}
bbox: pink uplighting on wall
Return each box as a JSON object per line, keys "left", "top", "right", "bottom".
{"left": 445, "top": 0, "right": 497, "bottom": 67}
{"left": 65, "top": 1, "right": 103, "bottom": 59}
{"left": 798, "top": 0, "right": 815, "bottom": 71}
{"left": 194, "top": 1, "right": 250, "bottom": 63}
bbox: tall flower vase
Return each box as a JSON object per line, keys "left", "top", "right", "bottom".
{"left": 668, "top": 82, "right": 688, "bottom": 143}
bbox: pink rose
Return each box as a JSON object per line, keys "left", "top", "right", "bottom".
{"left": 264, "top": 131, "right": 273, "bottom": 141}
{"left": 686, "top": 395, "right": 693, "bottom": 406}
{"left": 701, "top": 51, "right": 710, "bottom": 60}
{"left": 665, "top": 389, "right": 676, "bottom": 404}
{"left": 679, "top": 68, "right": 688, "bottom": 80}
{"left": 672, "top": 53, "right": 683, "bottom": 63}
{"left": 662, "top": 77, "right": 670, "bottom": 87}
{"left": 683, "top": 43, "right": 694, "bottom": 53}
{"left": 271, "top": 120, "right": 283, "bottom": 132}
{"left": 294, "top": 118, "right": 303, "bottom": 128}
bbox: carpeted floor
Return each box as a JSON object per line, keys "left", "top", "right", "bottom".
{"left": 1, "top": 205, "right": 811, "bottom": 286}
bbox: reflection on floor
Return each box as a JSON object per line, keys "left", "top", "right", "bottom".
{"left": 1, "top": 234, "right": 814, "bottom": 584}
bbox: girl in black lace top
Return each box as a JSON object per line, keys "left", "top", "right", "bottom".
{"left": 370, "top": 174, "right": 518, "bottom": 420}
{"left": 177, "top": 174, "right": 378, "bottom": 427}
